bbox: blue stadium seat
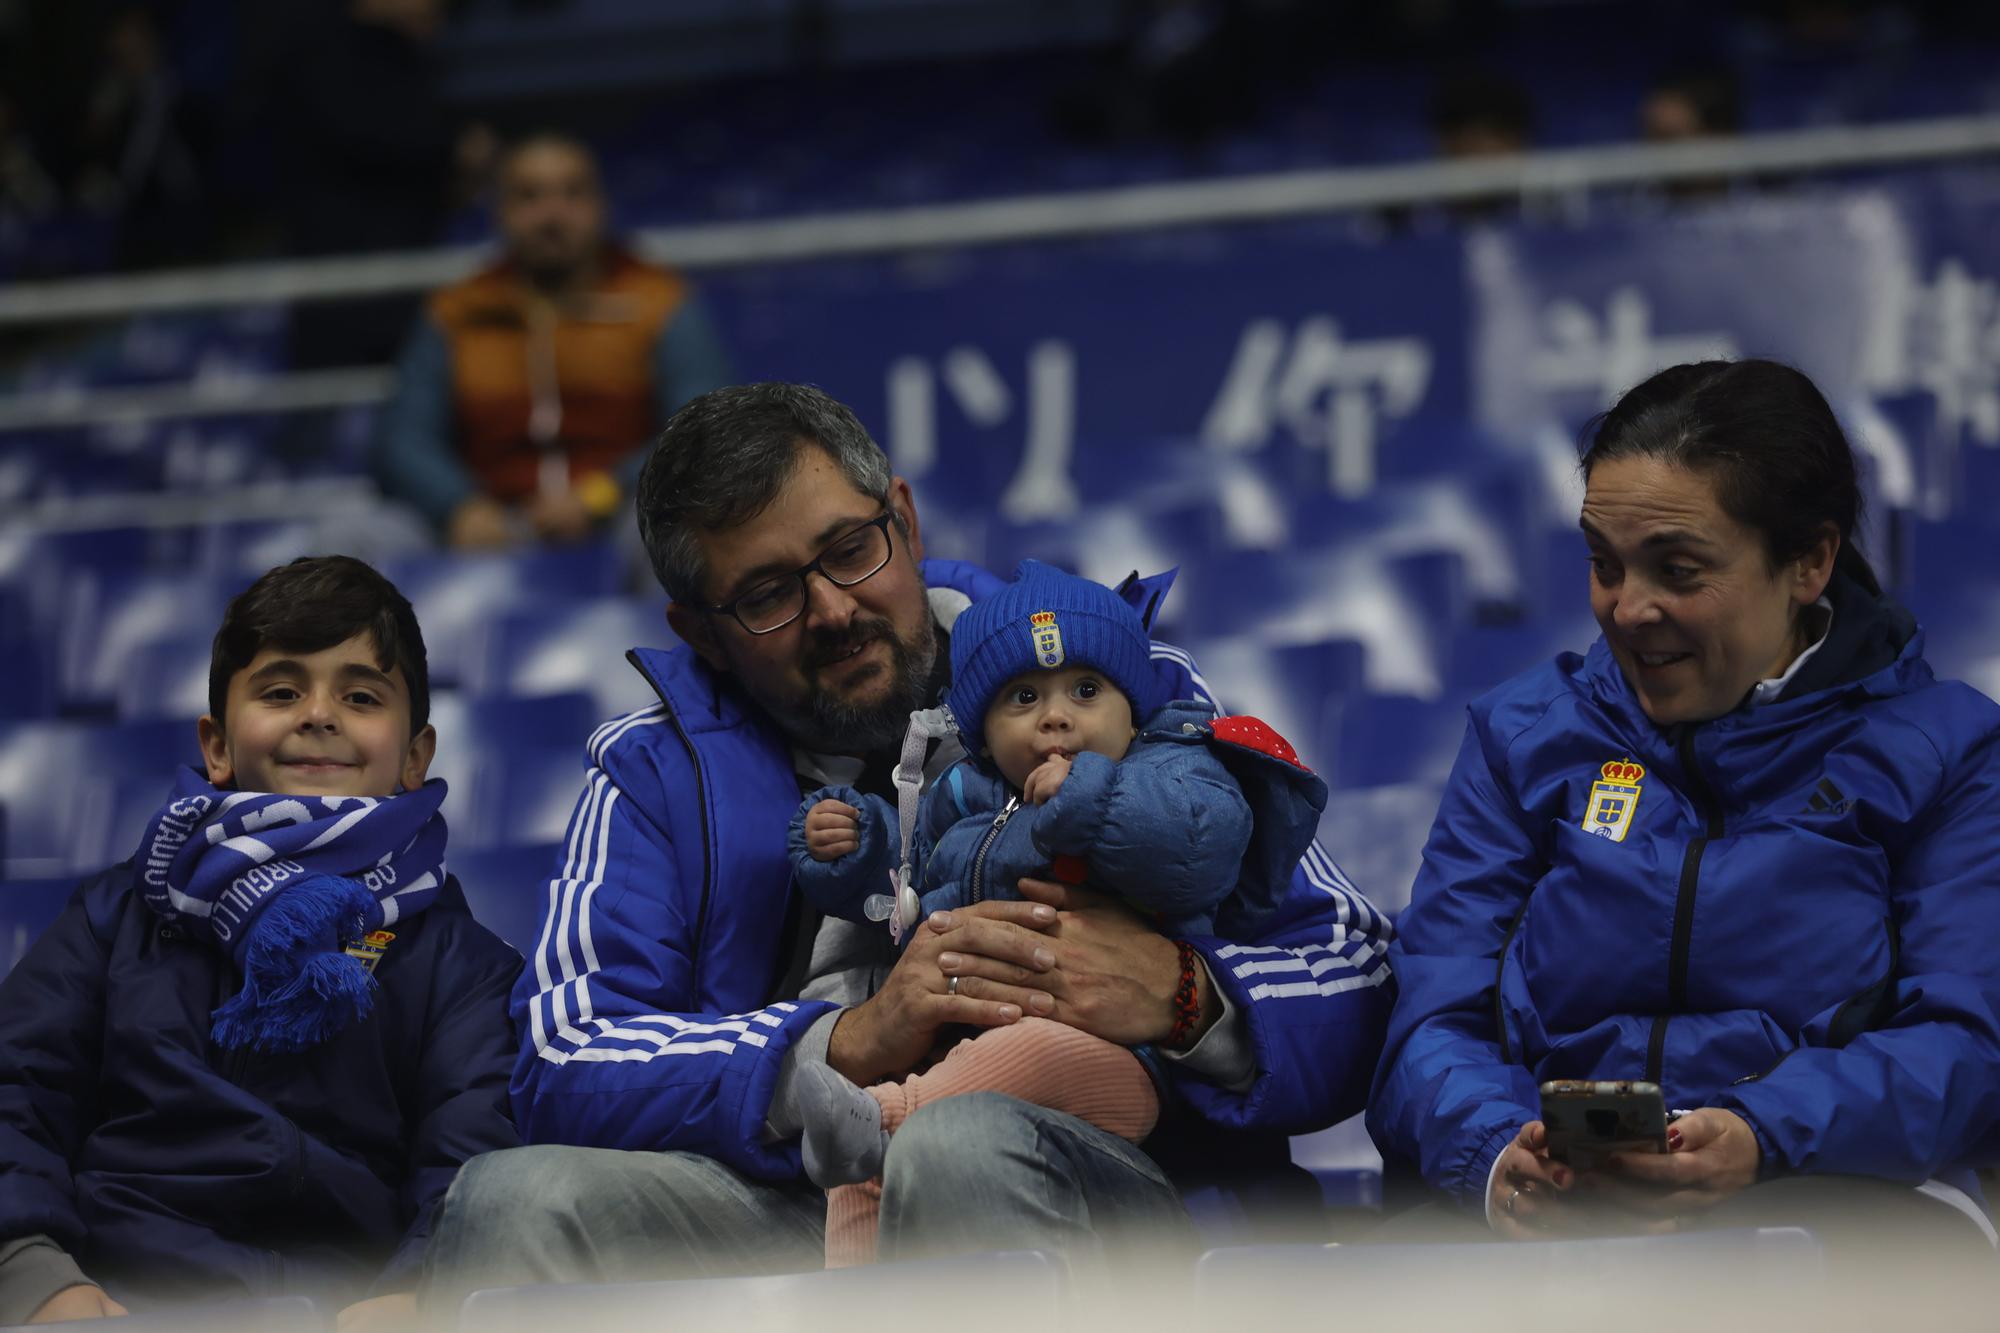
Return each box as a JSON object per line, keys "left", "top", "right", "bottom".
{"left": 463, "top": 598, "right": 673, "bottom": 721}
{"left": 0, "top": 719, "right": 196, "bottom": 877}
{"left": 457, "top": 1249, "right": 1064, "bottom": 1333}
{"left": 1314, "top": 780, "right": 1440, "bottom": 917}
{"left": 382, "top": 544, "right": 627, "bottom": 688}
{"left": 0, "top": 527, "right": 152, "bottom": 642}
{"left": 1319, "top": 692, "right": 1472, "bottom": 792}
{"left": 1903, "top": 518, "right": 2000, "bottom": 691}
{"left": 116, "top": 634, "right": 217, "bottom": 721}
{"left": 458, "top": 745, "right": 592, "bottom": 853}
{"left": 1, "top": 878, "right": 78, "bottom": 977}
{"left": 65, "top": 771, "right": 183, "bottom": 879}
{"left": 425, "top": 694, "right": 598, "bottom": 851}
{"left": 1444, "top": 615, "right": 1599, "bottom": 696}
{"left": 0, "top": 639, "right": 55, "bottom": 720}
{"left": 1174, "top": 636, "right": 1366, "bottom": 769}
{"left": 58, "top": 571, "right": 237, "bottom": 714}
{"left": 450, "top": 843, "right": 564, "bottom": 954}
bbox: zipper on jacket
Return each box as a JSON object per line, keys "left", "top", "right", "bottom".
{"left": 967, "top": 798, "right": 1019, "bottom": 905}
{"left": 1647, "top": 726, "right": 1725, "bottom": 1086}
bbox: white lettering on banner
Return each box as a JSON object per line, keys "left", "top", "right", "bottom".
{"left": 1201, "top": 317, "right": 1432, "bottom": 498}
{"left": 1528, "top": 287, "right": 1737, "bottom": 407}
{"left": 885, "top": 340, "right": 1081, "bottom": 522}
{"left": 1896, "top": 258, "right": 2000, "bottom": 447}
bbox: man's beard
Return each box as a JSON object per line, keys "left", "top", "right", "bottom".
{"left": 769, "top": 614, "right": 941, "bottom": 758}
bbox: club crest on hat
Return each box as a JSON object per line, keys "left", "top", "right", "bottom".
{"left": 1029, "top": 610, "right": 1065, "bottom": 668}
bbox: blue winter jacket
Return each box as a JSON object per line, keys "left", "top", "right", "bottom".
{"left": 0, "top": 862, "right": 521, "bottom": 1309}
{"left": 1369, "top": 578, "right": 2000, "bottom": 1206}
{"left": 788, "top": 699, "right": 1275, "bottom": 939}
{"left": 510, "top": 559, "right": 1395, "bottom": 1184}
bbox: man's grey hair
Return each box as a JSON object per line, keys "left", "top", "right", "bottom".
{"left": 636, "top": 383, "right": 896, "bottom": 605}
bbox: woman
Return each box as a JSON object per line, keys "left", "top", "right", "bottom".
{"left": 1368, "top": 359, "right": 2000, "bottom": 1252}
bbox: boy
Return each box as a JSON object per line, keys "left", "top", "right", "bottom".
{"left": 0, "top": 556, "right": 521, "bottom": 1327}
{"left": 787, "top": 560, "right": 1326, "bottom": 1265}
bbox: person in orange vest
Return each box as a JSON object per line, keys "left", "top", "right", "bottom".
{"left": 373, "top": 132, "right": 730, "bottom": 549}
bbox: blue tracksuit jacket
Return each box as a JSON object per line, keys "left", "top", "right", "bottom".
{"left": 1369, "top": 578, "right": 2000, "bottom": 1205}
{"left": 510, "top": 559, "right": 1394, "bottom": 1183}
{"left": 0, "top": 863, "right": 521, "bottom": 1308}
{"left": 787, "top": 699, "right": 1277, "bottom": 940}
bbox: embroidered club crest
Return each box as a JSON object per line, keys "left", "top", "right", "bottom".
{"left": 1028, "top": 610, "right": 1065, "bottom": 668}
{"left": 1583, "top": 760, "right": 1646, "bottom": 842}
{"left": 342, "top": 929, "right": 396, "bottom": 975}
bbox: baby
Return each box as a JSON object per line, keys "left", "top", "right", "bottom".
{"left": 787, "top": 559, "right": 1326, "bottom": 1265}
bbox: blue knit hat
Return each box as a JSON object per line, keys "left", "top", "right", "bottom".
{"left": 945, "top": 560, "right": 1169, "bottom": 755}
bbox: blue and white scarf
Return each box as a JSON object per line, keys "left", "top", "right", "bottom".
{"left": 136, "top": 768, "right": 451, "bottom": 1054}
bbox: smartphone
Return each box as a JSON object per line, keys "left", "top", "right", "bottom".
{"left": 1538, "top": 1079, "right": 1668, "bottom": 1168}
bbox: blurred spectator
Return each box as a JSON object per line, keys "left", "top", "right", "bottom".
{"left": 250, "top": 0, "right": 475, "bottom": 368}
{"left": 75, "top": 7, "right": 205, "bottom": 270}
{"left": 373, "top": 133, "right": 732, "bottom": 550}
{"left": 0, "top": 93, "right": 57, "bottom": 221}
{"left": 1429, "top": 69, "right": 1533, "bottom": 159}
{"left": 1051, "top": 0, "right": 1257, "bottom": 147}
{"left": 1427, "top": 69, "right": 1532, "bottom": 221}
{"left": 1642, "top": 66, "right": 1744, "bottom": 141}
{"left": 1642, "top": 66, "right": 1743, "bottom": 200}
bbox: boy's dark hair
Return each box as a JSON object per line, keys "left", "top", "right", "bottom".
{"left": 207, "top": 556, "right": 430, "bottom": 734}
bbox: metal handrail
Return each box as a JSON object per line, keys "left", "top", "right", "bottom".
{"left": 5, "top": 113, "right": 1999, "bottom": 329}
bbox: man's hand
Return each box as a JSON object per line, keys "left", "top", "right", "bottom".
{"left": 966, "top": 878, "right": 1205, "bottom": 1048}
{"left": 528, "top": 490, "right": 594, "bottom": 543}
{"left": 1591, "top": 1108, "right": 1761, "bottom": 1215}
{"left": 1021, "top": 755, "right": 1071, "bottom": 805}
{"left": 1487, "top": 1121, "right": 1576, "bottom": 1239}
{"left": 447, "top": 495, "right": 515, "bottom": 550}
{"left": 826, "top": 900, "right": 1061, "bottom": 1085}
{"left": 336, "top": 1293, "right": 418, "bottom": 1333}
{"left": 27, "top": 1285, "right": 128, "bottom": 1323}
{"left": 804, "top": 799, "right": 861, "bottom": 861}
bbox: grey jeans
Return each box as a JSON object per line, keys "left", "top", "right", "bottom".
{"left": 421, "top": 1092, "right": 1195, "bottom": 1312}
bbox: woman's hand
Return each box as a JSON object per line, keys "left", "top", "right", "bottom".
{"left": 1596, "top": 1108, "right": 1761, "bottom": 1214}
{"left": 1488, "top": 1121, "right": 1576, "bottom": 1239}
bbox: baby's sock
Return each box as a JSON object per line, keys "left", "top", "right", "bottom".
{"left": 799, "top": 1062, "right": 890, "bottom": 1187}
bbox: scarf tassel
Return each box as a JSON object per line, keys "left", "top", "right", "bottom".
{"left": 210, "top": 873, "right": 379, "bottom": 1054}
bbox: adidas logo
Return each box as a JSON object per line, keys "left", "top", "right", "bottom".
{"left": 1805, "top": 777, "right": 1853, "bottom": 816}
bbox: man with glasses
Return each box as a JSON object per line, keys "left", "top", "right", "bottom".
{"left": 422, "top": 383, "right": 1393, "bottom": 1299}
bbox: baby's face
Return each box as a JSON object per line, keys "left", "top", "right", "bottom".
{"left": 982, "top": 666, "right": 1135, "bottom": 790}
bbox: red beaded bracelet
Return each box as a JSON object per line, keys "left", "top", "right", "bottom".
{"left": 1164, "top": 940, "right": 1203, "bottom": 1050}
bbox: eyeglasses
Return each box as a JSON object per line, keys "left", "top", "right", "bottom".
{"left": 707, "top": 512, "right": 897, "bottom": 635}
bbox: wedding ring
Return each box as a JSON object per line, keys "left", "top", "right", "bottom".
{"left": 947, "top": 975, "right": 960, "bottom": 996}
{"left": 1506, "top": 1187, "right": 1521, "bottom": 1216}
